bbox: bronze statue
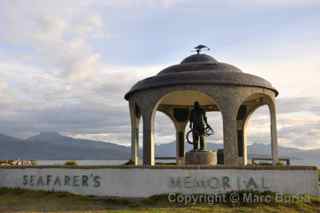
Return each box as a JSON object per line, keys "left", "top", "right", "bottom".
{"left": 188, "top": 101, "right": 213, "bottom": 151}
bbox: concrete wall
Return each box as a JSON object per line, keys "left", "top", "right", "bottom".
{"left": 0, "top": 166, "right": 318, "bottom": 197}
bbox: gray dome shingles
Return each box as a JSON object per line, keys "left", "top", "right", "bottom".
{"left": 158, "top": 62, "right": 242, "bottom": 76}
{"left": 125, "top": 54, "right": 278, "bottom": 100}
{"left": 180, "top": 54, "right": 218, "bottom": 64}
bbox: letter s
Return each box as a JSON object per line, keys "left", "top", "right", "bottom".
{"left": 93, "top": 176, "right": 101, "bottom": 187}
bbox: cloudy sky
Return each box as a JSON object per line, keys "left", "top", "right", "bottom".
{"left": 0, "top": 0, "right": 319, "bottom": 150}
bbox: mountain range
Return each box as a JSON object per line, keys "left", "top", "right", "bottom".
{"left": 0, "top": 132, "right": 319, "bottom": 166}
{"left": 0, "top": 132, "right": 130, "bottom": 160}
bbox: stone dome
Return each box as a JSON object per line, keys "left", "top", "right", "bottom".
{"left": 180, "top": 53, "right": 218, "bottom": 64}
{"left": 124, "top": 53, "right": 278, "bottom": 100}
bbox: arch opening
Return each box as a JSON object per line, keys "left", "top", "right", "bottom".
{"left": 154, "top": 111, "right": 176, "bottom": 164}
{"left": 236, "top": 93, "right": 275, "bottom": 165}
{"left": 153, "top": 90, "right": 224, "bottom": 165}
{"left": 246, "top": 106, "right": 271, "bottom": 164}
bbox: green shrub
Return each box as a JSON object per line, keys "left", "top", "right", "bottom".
{"left": 64, "top": 160, "right": 77, "bottom": 166}
{"left": 276, "top": 161, "right": 284, "bottom": 166}
{"left": 31, "top": 160, "right": 37, "bottom": 166}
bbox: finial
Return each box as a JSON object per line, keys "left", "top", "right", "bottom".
{"left": 193, "top": 44, "right": 210, "bottom": 54}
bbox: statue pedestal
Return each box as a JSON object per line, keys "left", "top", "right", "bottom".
{"left": 185, "top": 150, "right": 217, "bottom": 166}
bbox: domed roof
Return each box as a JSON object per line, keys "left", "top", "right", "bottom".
{"left": 124, "top": 53, "right": 278, "bottom": 100}
{"left": 180, "top": 53, "right": 218, "bottom": 64}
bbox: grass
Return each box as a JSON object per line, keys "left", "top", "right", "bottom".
{"left": 0, "top": 188, "right": 319, "bottom": 213}
{"left": 64, "top": 160, "right": 78, "bottom": 166}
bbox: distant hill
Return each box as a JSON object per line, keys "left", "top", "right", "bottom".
{"left": 0, "top": 132, "right": 319, "bottom": 166}
{"left": 0, "top": 134, "right": 28, "bottom": 159}
{"left": 0, "top": 132, "right": 130, "bottom": 160}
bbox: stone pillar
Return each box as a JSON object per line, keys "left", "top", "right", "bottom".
{"left": 129, "top": 101, "right": 140, "bottom": 165}
{"left": 222, "top": 105, "right": 240, "bottom": 166}
{"left": 237, "top": 120, "right": 246, "bottom": 165}
{"left": 268, "top": 100, "right": 279, "bottom": 166}
{"left": 175, "top": 122, "right": 187, "bottom": 165}
{"left": 142, "top": 110, "right": 155, "bottom": 166}
{"left": 242, "top": 122, "right": 248, "bottom": 165}
{"left": 237, "top": 104, "right": 259, "bottom": 166}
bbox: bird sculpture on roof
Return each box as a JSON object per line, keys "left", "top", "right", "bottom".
{"left": 194, "top": 44, "right": 210, "bottom": 54}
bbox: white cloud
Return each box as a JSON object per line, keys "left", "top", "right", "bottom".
{"left": 245, "top": 101, "right": 320, "bottom": 149}
{"left": 99, "top": 0, "right": 183, "bottom": 9}
{"left": 236, "top": 46, "right": 320, "bottom": 98}
{"left": 0, "top": 0, "right": 319, "bottom": 151}
{"left": 0, "top": 1, "right": 107, "bottom": 81}
{"left": 244, "top": 0, "right": 320, "bottom": 7}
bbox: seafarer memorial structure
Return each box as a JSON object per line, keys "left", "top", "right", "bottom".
{"left": 125, "top": 45, "right": 279, "bottom": 167}
{"left": 0, "top": 46, "right": 319, "bottom": 197}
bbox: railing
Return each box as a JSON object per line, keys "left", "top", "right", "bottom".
{"left": 155, "top": 157, "right": 176, "bottom": 160}
{"left": 156, "top": 157, "right": 291, "bottom": 166}
{"left": 251, "top": 158, "right": 290, "bottom": 166}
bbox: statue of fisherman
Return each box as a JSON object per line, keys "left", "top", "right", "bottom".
{"left": 189, "top": 101, "right": 211, "bottom": 151}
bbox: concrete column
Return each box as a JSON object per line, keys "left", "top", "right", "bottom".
{"left": 242, "top": 123, "right": 248, "bottom": 165}
{"left": 237, "top": 119, "right": 246, "bottom": 166}
{"left": 222, "top": 105, "right": 240, "bottom": 166}
{"left": 142, "top": 111, "right": 155, "bottom": 166}
{"left": 129, "top": 101, "right": 140, "bottom": 165}
{"left": 238, "top": 104, "right": 258, "bottom": 166}
{"left": 175, "top": 122, "right": 187, "bottom": 165}
{"left": 268, "top": 101, "right": 279, "bottom": 166}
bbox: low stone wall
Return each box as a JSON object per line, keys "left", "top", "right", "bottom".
{"left": 0, "top": 166, "right": 318, "bottom": 197}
